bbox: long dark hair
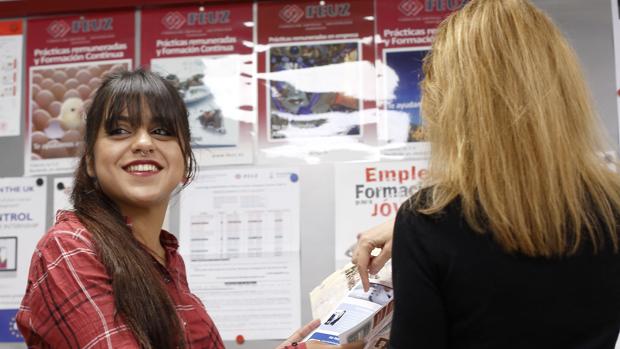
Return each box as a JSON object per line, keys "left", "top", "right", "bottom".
{"left": 71, "top": 68, "right": 197, "bottom": 348}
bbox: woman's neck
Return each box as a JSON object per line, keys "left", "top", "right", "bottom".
{"left": 120, "top": 204, "right": 167, "bottom": 261}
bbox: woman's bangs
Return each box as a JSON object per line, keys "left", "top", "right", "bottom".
{"left": 101, "top": 76, "right": 181, "bottom": 136}
{"left": 145, "top": 90, "right": 182, "bottom": 137}
{"left": 102, "top": 78, "right": 147, "bottom": 131}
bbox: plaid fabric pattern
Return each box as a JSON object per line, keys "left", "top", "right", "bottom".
{"left": 17, "top": 211, "right": 224, "bottom": 349}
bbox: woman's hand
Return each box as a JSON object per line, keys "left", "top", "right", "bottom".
{"left": 276, "top": 320, "right": 364, "bottom": 349}
{"left": 352, "top": 219, "right": 395, "bottom": 291}
{"left": 276, "top": 319, "right": 321, "bottom": 349}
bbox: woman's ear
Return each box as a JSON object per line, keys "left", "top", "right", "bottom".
{"left": 181, "top": 174, "right": 190, "bottom": 185}
{"left": 86, "top": 156, "right": 95, "bottom": 178}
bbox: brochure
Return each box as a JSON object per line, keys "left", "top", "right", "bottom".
{"left": 306, "top": 262, "right": 393, "bottom": 348}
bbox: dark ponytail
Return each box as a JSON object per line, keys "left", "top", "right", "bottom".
{"left": 71, "top": 68, "right": 196, "bottom": 348}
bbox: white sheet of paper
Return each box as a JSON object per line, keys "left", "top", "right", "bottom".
{"left": 334, "top": 159, "right": 428, "bottom": 268}
{"left": 0, "top": 30, "right": 23, "bottom": 137}
{"left": 0, "top": 177, "right": 47, "bottom": 309}
{"left": 179, "top": 167, "right": 301, "bottom": 340}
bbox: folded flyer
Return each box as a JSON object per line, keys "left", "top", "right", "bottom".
{"left": 306, "top": 262, "right": 393, "bottom": 347}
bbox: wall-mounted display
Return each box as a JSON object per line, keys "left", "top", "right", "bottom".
{"left": 142, "top": 3, "right": 255, "bottom": 167}
{"left": 256, "top": 0, "right": 376, "bottom": 164}
{"left": 0, "top": 20, "right": 23, "bottom": 138}
{"left": 25, "top": 11, "right": 134, "bottom": 175}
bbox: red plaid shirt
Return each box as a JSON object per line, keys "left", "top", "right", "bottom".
{"left": 17, "top": 211, "right": 224, "bottom": 349}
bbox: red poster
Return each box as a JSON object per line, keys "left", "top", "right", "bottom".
{"left": 25, "top": 11, "right": 134, "bottom": 175}
{"left": 141, "top": 4, "right": 255, "bottom": 167}
{"left": 256, "top": 0, "right": 375, "bottom": 164}
{"left": 376, "top": 0, "right": 465, "bottom": 159}
{"left": 0, "top": 20, "right": 23, "bottom": 138}
{"left": 0, "top": 20, "right": 21, "bottom": 35}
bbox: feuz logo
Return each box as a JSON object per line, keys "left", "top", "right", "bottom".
{"left": 398, "top": 0, "right": 424, "bottom": 17}
{"left": 162, "top": 12, "right": 186, "bottom": 30}
{"left": 46, "top": 20, "right": 71, "bottom": 38}
{"left": 279, "top": 5, "right": 304, "bottom": 23}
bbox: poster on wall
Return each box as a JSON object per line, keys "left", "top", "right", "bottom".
{"left": 334, "top": 160, "right": 428, "bottom": 267}
{"left": 141, "top": 4, "right": 255, "bottom": 167}
{"left": 179, "top": 167, "right": 301, "bottom": 340}
{"left": 376, "top": 0, "right": 465, "bottom": 159}
{"left": 256, "top": 0, "right": 376, "bottom": 164}
{"left": 0, "top": 20, "right": 23, "bottom": 138}
{"left": 0, "top": 177, "right": 47, "bottom": 342}
{"left": 25, "top": 11, "right": 134, "bottom": 176}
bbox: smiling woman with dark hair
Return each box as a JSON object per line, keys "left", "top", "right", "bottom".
{"left": 16, "top": 68, "right": 221, "bottom": 349}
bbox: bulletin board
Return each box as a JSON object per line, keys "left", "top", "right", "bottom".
{"left": 1, "top": 0, "right": 617, "bottom": 348}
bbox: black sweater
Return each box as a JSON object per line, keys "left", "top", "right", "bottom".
{"left": 390, "top": 198, "right": 620, "bottom": 349}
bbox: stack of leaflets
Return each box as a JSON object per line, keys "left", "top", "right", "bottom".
{"left": 305, "top": 262, "right": 393, "bottom": 348}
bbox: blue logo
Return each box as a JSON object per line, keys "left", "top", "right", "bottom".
{"left": 0, "top": 309, "right": 23, "bottom": 342}
{"left": 290, "top": 173, "right": 299, "bottom": 183}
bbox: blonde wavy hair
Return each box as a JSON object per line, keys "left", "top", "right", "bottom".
{"left": 418, "top": 0, "right": 620, "bottom": 256}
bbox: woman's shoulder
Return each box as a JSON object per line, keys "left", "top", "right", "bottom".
{"left": 399, "top": 187, "right": 461, "bottom": 221}
{"left": 395, "top": 187, "right": 466, "bottom": 252}
{"left": 36, "top": 210, "right": 95, "bottom": 253}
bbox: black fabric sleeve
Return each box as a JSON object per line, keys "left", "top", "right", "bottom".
{"left": 389, "top": 203, "right": 447, "bottom": 349}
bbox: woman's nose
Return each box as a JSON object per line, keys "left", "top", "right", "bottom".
{"left": 131, "top": 128, "right": 155, "bottom": 153}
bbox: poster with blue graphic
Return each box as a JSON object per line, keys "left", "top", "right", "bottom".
{"left": 256, "top": 0, "right": 376, "bottom": 164}
{"left": 376, "top": 0, "right": 465, "bottom": 159}
{"left": 383, "top": 48, "right": 427, "bottom": 144}
{"left": 0, "top": 177, "right": 47, "bottom": 342}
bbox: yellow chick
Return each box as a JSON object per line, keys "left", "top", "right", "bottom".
{"left": 59, "top": 97, "right": 84, "bottom": 131}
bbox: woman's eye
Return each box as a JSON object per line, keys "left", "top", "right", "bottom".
{"left": 108, "top": 128, "right": 130, "bottom": 136}
{"left": 152, "top": 128, "right": 172, "bottom": 136}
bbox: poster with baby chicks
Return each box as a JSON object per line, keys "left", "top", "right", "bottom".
{"left": 256, "top": 0, "right": 375, "bottom": 164}
{"left": 25, "top": 11, "right": 134, "bottom": 175}
{"left": 375, "top": 0, "right": 466, "bottom": 160}
{"left": 141, "top": 3, "right": 254, "bottom": 167}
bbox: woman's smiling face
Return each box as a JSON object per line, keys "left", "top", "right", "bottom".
{"left": 88, "top": 106, "right": 185, "bottom": 214}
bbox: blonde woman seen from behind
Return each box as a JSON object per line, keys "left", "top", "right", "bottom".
{"left": 355, "top": 0, "right": 620, "bottom": 348}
